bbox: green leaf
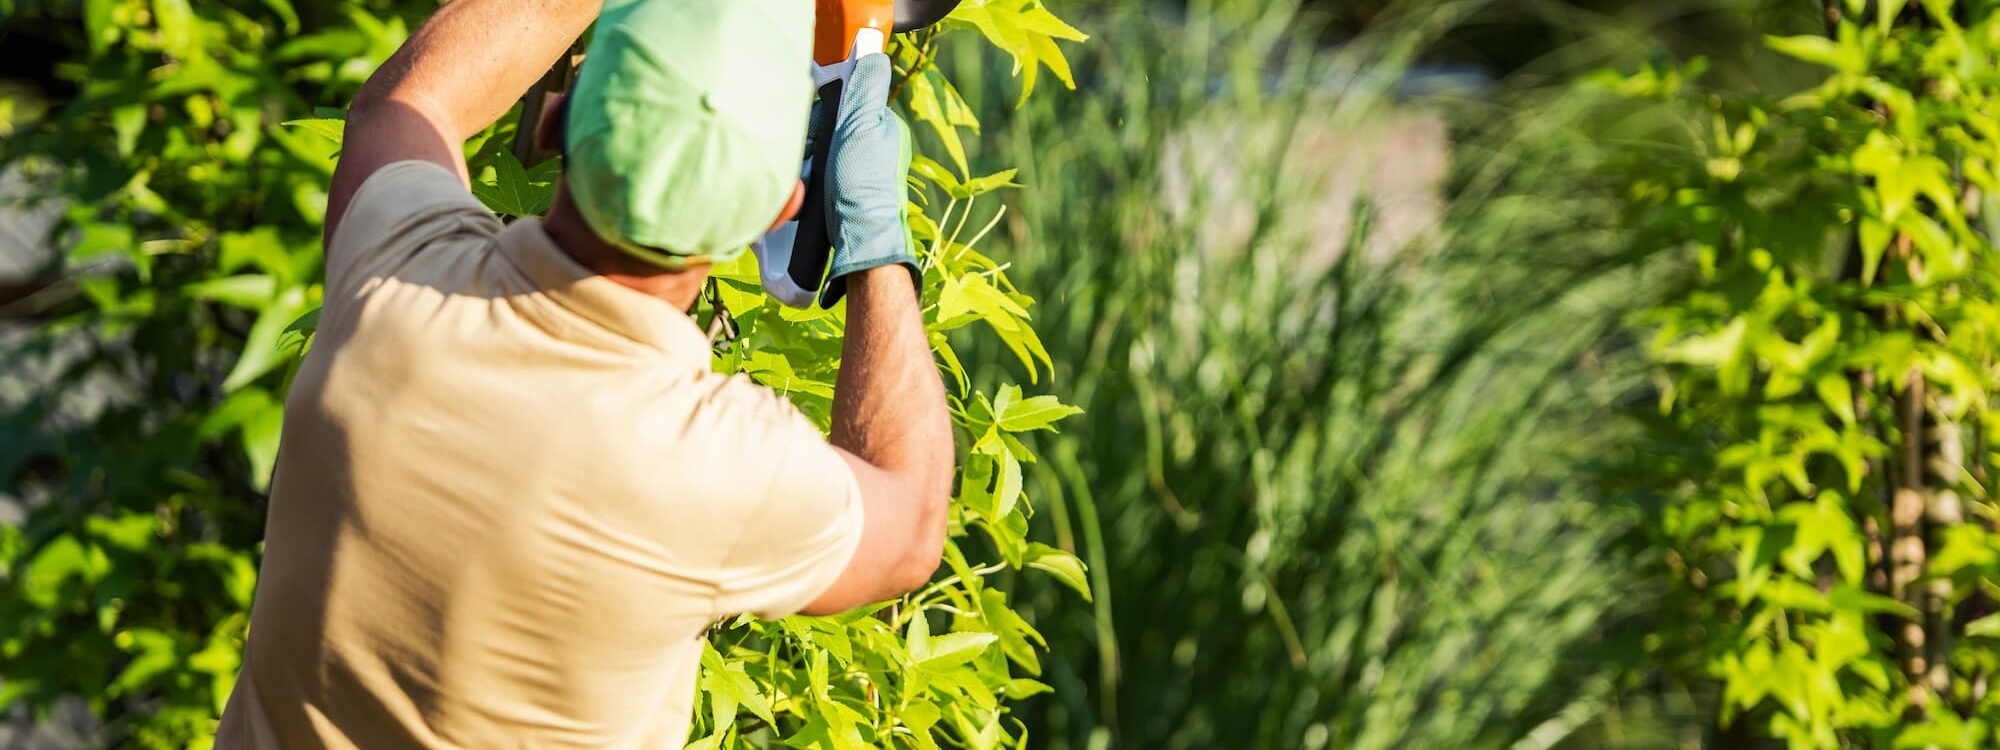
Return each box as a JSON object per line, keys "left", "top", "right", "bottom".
{"left": 209, "top": 550, "right": 258, "bottom": 608}
{"left": 221, "top": 285, "right": 310, "bottom": 392}
{"left": 184, "top": 274, "right": 277, "bottom": 309}
{"left": 260, "top": 0, "right": 299, "bottom": 33}
{"left": 950, "top": 169, "right": 1023, "bottom": 199}
{"left": 83, "top": 0, "right": 117, "bottom": 52}
{"left": 69, "top": 222, "right": 136, "bottom": 268}
{"left": 1894, "top": 706, "right": 1982, "bottom": 750}
{"left": 907, "top": 69, "right": 972, "bottom": 176}
{"left": 784, "top": 715, "right": 836, "bottom": 748}
{"left": 85, "top": 513, "right": 157, "bottom": 552}
{"left": 242, "top": 395, "right": 285, "bottom": 491}
{"left": 983, "top": 501, "right": 1032, "bottom": 567}
{"left": 952, "top": 275, "right": 1050, "bottom": 381}
{"left": 471, "top": 151, "right": 558, "bottom": 217}
{"left": 282, "top": 117, "right": 345, "bottom": 147}
{"left": 918, "top": 631, "right": 999, "bottom": 670}
{"left": 931, "top": 331, "right": 971, "bottom": 393}
{"left": 993, "top": 452, "right": 1023, "bottom": 519}
{"left": 1765, "top": 34, "right": 1864, "bottom": 73}
{"left": 113, "top": 105, "right": 145, "bottom": 158}
{"left": 279, "top": 307, "right": 322, "bottom": 356}
{"left": 110, "top": 628, "right": 180, "bottom": 696}
{"left": 1024, "top": 543, "right": 1091, "bottom": 601}
{"left": 901, "top": 700, "right": 943, "bottom": 738}
{"left": 998, "top": 394, "right": 1081, "bottom": 432}
{"left": 910, "top": 199, "right": 942, "bottom": 242}
{"left": 906, "top": 609, "right": 933, "bottom": 657}
{"left": 950, "top": 0, "right": 1089, "bottom": 105}
{"left": 911, "top": 154, "right": 963, "bottom": 193}
{"left": 977, "top": 588, "right": 1044, "bottom": 675}
{"left": 22, "top": 535, "right": 103, "bottom": 608}
{"left": 745, "top": 350, "right": 837, "bottom": 399}
{"left": 1966, "top": 614, "right": 2000, "bottom": 639}
{"left": 1001, "top": 678, "right": 1052, "bottom": 699}
{"left": 219, "top": 227, "right": 300, "bottom": 279}
{"left": 1878, "top": 0, "right": 1907, "bottom": 34}
{"left": 1856, "top": 132, "right": 1914, "bottom": 223}
{"left": 822, "top": 699, "right": 871, "bottom": 750}
{"left": 959, "top": 453, "right": 999, "bottom": 518}
{"left": 1813, "top": 374, "right": 1855, "bottom": 427}
{"left": 1661, "top": 317, "right": 1747, "bottom": 367}
{"left": 1663, "top": 317, "right": 1751, "bottom": 394}
{"left": 1827, "top": 585, "right": 1921, "bottom": 619}
{"left": 1931, "top": 524, "right": 2000, "bottom": 577}
{"left": 151, "top": 0, "right": 195, "bottom": 59}
{"left": 699, "top": 644, "right": 774, "bottom": 730}
{"left": 937, "top": 273, "right": 977, "bottom": 323}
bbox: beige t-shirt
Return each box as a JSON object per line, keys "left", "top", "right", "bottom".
{"left": 216, "top": 160, "right": 863, "bottom": 749}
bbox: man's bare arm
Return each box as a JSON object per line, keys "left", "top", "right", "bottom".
{"left": 802, "top": 267, "right": 955, "bottom": 615}
{"left": 324, "top": 0, "right": 597, "bottom": 246}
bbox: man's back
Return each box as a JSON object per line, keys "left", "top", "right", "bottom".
{"left": 217, "top": 161, "right": 863, "bottom": 749}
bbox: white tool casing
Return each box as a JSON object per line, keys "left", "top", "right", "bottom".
{"left": 755, "top": 27, "right": 890, "bottom": 308}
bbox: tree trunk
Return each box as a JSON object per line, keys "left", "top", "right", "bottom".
{"left": 1890, "top": 369, "right": 1929, "bottom": 715}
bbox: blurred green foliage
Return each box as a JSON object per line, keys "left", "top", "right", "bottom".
{"left": 1604, "top": 1, "right": 2000, "bottom": 746}
{"left": 0, "top": 1, "right": 417, "bottom": 744}
{"left": 946, "top": 1, "right": 1674, "bottom": 747}
{"left": 941, "top": 0, "right": 2000, "bottom": 748}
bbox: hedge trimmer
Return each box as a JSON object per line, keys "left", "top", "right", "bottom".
{"left": 757, "top": 0, "right": 962, "bottom": 308}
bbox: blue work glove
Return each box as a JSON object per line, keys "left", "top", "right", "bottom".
{"left": 820, "top": 53, "right": 919, "bottom": 308}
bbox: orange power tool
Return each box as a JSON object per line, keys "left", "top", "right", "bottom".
{"left": 760, "top": 0, "right": 961, "bottom": 307}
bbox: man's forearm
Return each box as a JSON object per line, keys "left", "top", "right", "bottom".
{"left": 832, "top": 266, "right": 954, "bottom": 524}
{"left": 804, "top": 267, "right": 954, "bottom": 612}
{"left": 325, "top": 0, "right": 596, "bottom": 243}
{"left": 354, "top": 0, "right": 596, "bottom": 142}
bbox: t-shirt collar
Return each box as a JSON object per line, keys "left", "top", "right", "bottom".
{"left": 496, "top": 217, "right": 711, "bottom": 368}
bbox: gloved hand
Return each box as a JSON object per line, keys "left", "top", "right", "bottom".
{"left": 750, "top": 104, "right": 825, "bottom": 309}
{"left": 819, "top": 53, "right": 918, "bottom": 308}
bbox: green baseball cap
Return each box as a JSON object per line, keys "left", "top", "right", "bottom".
{"left": 564, "top": 0, "right": 812, "bottom": 268}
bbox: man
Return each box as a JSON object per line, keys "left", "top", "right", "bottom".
{"left": 215, "top": 0, "right": 952, "bottom": 746}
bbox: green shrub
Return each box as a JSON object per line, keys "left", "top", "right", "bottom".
{"left": 943, "top": 1, "right": 1688, "bottom": 747}
{"left": 0, "top": 1, "right": 1087, "bottom": 747}
{"left": 1611, "top": 1, "right": 2000, "bottom": 746}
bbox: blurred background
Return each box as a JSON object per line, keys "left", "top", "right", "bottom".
{"left": 943, "top": 1, "right": 1773, "bottom": 748}
{"left": 5, "top": 0, "right": 1991, "bottom": 747}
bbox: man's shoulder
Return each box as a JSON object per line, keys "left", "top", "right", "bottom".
{"left": 326, "top": 160, "right": 500, "bottom": 295}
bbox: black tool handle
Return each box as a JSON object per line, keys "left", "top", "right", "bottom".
{"left": 786, "top": 78, "right": 844, "bottom": 303}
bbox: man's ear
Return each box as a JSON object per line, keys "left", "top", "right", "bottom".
{"left": 768, "top": 180, "right": 806, "bottom": 232}
{"left": 535, "top": 93, "right": 569, "bottom": 156}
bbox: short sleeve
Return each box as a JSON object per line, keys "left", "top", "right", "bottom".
{"left": 325, "top": 160, "right": 498, "bottom": 299}
{"left": 710, "top": 407, "right": 865, "bottom": 620}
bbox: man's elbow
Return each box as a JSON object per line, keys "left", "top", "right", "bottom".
{"left": 346, "top": 66, "right": 410, "bottom": 120}
{"left": 894, "top": 544, "right": 945, "bottom": 594}
{"left": 891, "top": 484, "right": 950, "bottom": 594}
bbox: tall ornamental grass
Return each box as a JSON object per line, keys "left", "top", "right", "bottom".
{"left": 934, "top": 0, "right": 1757, "bottom": 747}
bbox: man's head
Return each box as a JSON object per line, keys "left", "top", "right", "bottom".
{"left": 553, "top": 0, "right": 814, "bottom": 270}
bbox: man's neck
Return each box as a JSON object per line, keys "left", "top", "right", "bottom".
{"left": 542, "top": 185, "right": 709, "bottom": 310}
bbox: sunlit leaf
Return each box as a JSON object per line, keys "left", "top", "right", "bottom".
{"left": 949, "top": 0, "right": 1089, "bottom": 105}
{"left": 998, "top": 394, "right": 1081, "bottom": 432}
{"left": 471, "top": 151, "right": 558, "bottom": 217}
{"left": 1023, "top": 543, "right": 1090, "bottom": 601}
{"left": 221, "top": 285, "right": 310, "bottom": 393}
{"left": 282, "top": 117, "right": 345, "bottom": 146}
